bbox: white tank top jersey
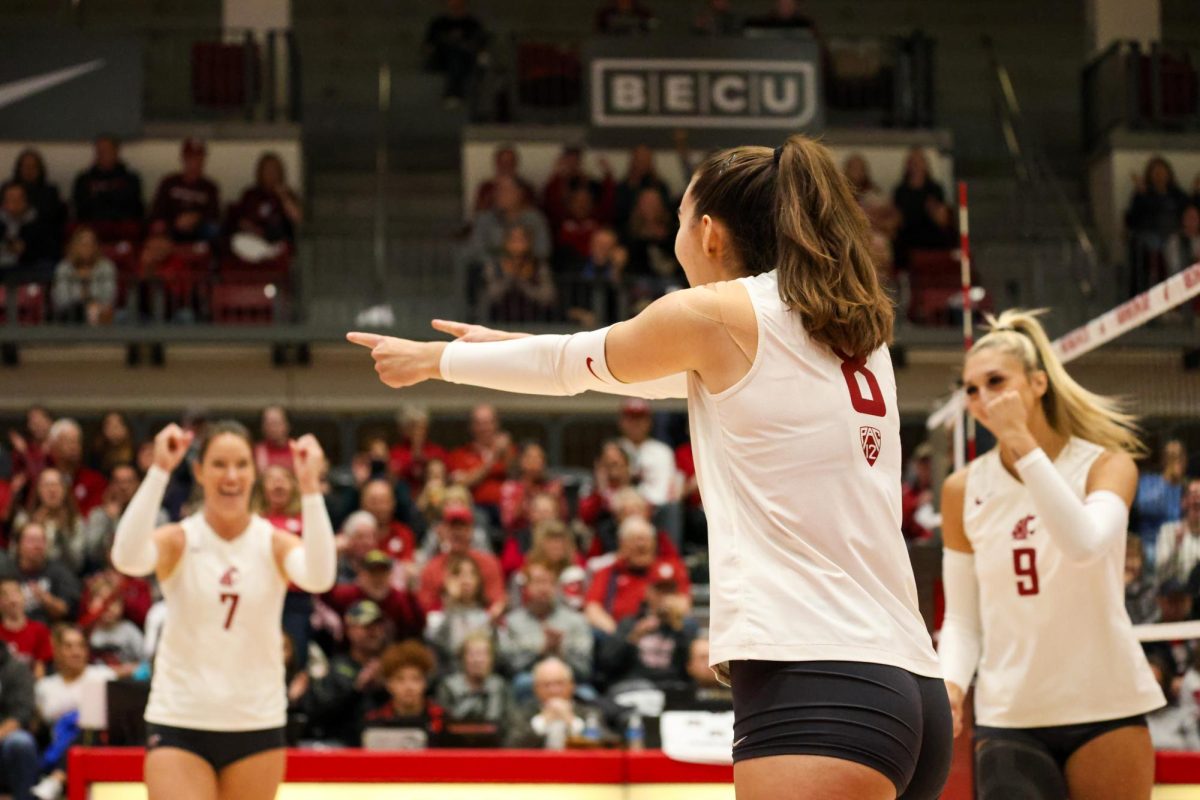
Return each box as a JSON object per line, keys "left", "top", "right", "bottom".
{"left": 144, "top": 513, "right": 288, "bottom": 731}
{"left": 964, "top": 438, "right": 1164, "bottom": 727}
{"left": 690, "top": 270, "right": 941, "bottom": 678}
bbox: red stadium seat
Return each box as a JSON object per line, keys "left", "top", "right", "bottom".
{"left": 0, "top": 283, "right": 47, "bottom": 326}
{"left": 192, "top": 41, "right": 260, "bottom": 109}
{"left": 907, "top": 249, "right": 962, "bottom": 325}
{"left": 212, "top": 283, "right": 276, "bottom": 324}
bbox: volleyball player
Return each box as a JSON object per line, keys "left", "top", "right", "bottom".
{"left": 111, "top": 421, "right": 337, "bottom": 800}
{"left": 938, "top": 310, "right": 1164, "bottom": 800}
{"left": 350, "top": 135, "right": 952, "bottom": 800}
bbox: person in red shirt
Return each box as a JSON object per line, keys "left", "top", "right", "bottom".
{"left": 554, "top": 188, "right": 603, "bottom": 266}
{"left": 499, "top": 492, "right": 564, "bottom": 579}
{"left": 361, "top": 479, "right": 418, "bottom": 567}
{"left": 254, "top": 406, "right": 295, "bottom": 473}
{"left": 150, "top": 138, "right": 220, "bottom": 243}
{"left": 230, "top": 152, "right": 302, "bottom": 246}
{"left": 445, "top": 404, "right": 514, "bottom": 522}
{"left": 78, "top": 566, "right": 153, "bottom": 631}
{"left": 498, "top": 442, "right": 564, "bottom": 536}
{"left": 46, "top": 418, "right": 107, "bottom": 517}
{"left": 258, "top": 464, "right": 302, "bottom": 535}
{"left": 542, "top": 145, "right": 616, "bottom": 230}
{"left": 389, "top": 405, "right": 448, "bottom": 494}
{"left": 578, "top": 440, "right": 635, "bottom": 531}
{"left": 0, "top": 577, "right": 52, "bottom": 678}
{"left": 901, "top": 443, "right": 936, "bottom": 542}
{"left": 472, "top": 145, "right": 536, "bottom": 213}
{"left": 419, "top": 504, "right": 505, "bottom": 618}
{"left": 585, "top": 516, "right": 689, "bottom": 634}
{"left": 325, "top": 550, "right": 425, "bottom": 642}
{"left": 6, "top": 405, "right": 52, "bottom": 515}
{"left": 674, "top": 441, "right": 708, "bottom": 553}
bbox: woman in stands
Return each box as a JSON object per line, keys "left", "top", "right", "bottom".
{"left": 938, "top": 310, "right": 1163, "bottom": 800}
{"left": 350, "top": 135, "right": 952, "bottom": 799}
{"left": 111, "top": 421, "right": 336, "bottom": 800}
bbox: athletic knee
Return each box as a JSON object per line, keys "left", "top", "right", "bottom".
{"left": 975, "top": 737, "right": 1067, "bottom": 800}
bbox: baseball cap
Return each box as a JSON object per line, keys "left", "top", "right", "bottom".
{"left": 650, "top": 561, "right": 679, "bottom": 590}
{"left": 621, "top": 398, "right": 650, "bottom": 416}
{"left": 443, "top": 504, "right": 473, "bottom": 524}
{"left": 346, "top": 600, "right": 383, "bottom": 626}
{"left": 362, "top": 550, "right": 393, "bottom": 570}
{"left": 181, "top": 138, "right": 207, "bottom": 157}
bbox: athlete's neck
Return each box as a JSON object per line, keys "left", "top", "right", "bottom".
{"left": 203, "top": 508, "right": 253, "bottom": 540}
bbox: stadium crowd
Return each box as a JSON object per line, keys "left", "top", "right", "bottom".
{"left": 1125, "top": 155, "right": 1200, "bottom": 301}
{"left": 0, "top": 401, "right": 734, "bottom": 798}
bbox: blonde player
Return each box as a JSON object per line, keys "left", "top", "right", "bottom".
{"left": 350, "top": 135, "right": 952, "bottom": 800}
{"left": 111, "top": 421, "right": 337, "bottom": 800}
{"left": 939, "top": 310, "right": 1164, "bottom": 800}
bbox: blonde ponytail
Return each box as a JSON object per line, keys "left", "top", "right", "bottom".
{"left": 969, "top": 309, "right": 1146, "bottom": 456}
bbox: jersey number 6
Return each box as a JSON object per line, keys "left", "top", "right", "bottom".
{"left": 1013, "top": 548, "right": 1040, "bottom": 596}
{"left": 220, "top": 592, "right": 241, "bottom": 629}
{"left": 838, "top": 354, "right": 887, "bottom": 417}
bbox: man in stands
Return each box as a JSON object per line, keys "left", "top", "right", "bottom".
{"left": 421, "top": 0, "right": 489, "bottom": 110}
{"left": 360, "top": 479, "right": 418, "bottom": 566}
{"left": 0, "top": 522, "right": 81, "bottom": 626}
{"left": 616, "top": 398, "right": 680, "bottom": 515}
{"left": 446, "top": 404, "right": 515, "bottom": 524}
{"left": 0, "top": 641, "right": 38, "bottom": 800}
{"left": 419, "top": 502, "right": 505, "bottom": 617}
{"left": 325, "top": 550, "right": 425, "bottom": 642}
{"left": 507, "top": 656, "right": 612, "bottom": 747}
{"left": 0, "top": 182, "right": 58, "bottom": 276}
{"left": 472, "top": 145, "right": 535, "bottom": 213}
{"left": 597, "top": 570, "right": 697, "bottom": 688}
{"left": 45, "top": 419, "right": 106, "bottom": 516}
{"left": 150, "top": 138, "right": 220, "bottom": 243}
{"left": 499, "top": 558, "right": 593, "bottom": 684}
{"left": 72, "top": 135, "right": 144, "bottom": 228}
{"left": 254, "top": 405, "right": 295, "bottom": 472}
{"left": 308, "top": 600, "right": 392, "bottom": 746}
{"left": 0, "top": 577, "right": 53, "bottom": 678}
{"left": 585, "top": 517, "right": 689, "bottom": 634}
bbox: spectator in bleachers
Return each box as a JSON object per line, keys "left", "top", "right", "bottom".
{"left": 617, "top": 399, "right": 678, "bottom": 510}
{"left": 45, "top": 419, "right": 106, "bottom": 518}
{"left": 1125, "top": 534, "right": 1157, "bottom": 626}
{"left": 470, "top": 176, "right": 552, "bottom": 264}
{"left": 585, "top": 487, "right": 674, "bottom": 560}
{"left": 1146, "top": 579, "right": 1194, "bottom": 677}
{"left": 34, "top": 625, "right": 114, "bottom": 758}
{"left": 335, "top": 510, "right": 380, "bottom": 584}
{"left": 844, "top": 153, "right": 900, "bottom": 276}
{"left": 417, "top": 486, "right": 493, "bottom": 559}
{"left": 567, "top": 226, "right": 627, "bottom": 327}
{"left": 86, "top": 594, "right": 144, "bottom": 677}
{"left": 1127, "top": 157, "right": 1190, "bottom": 252}
{"left": 11, "top": 468, "right": 86, "bottom": 575}
{"left": 0, "top": 642, "right": 38, "bottom": 800}
{"left": 597, "top": 569, "right": 696, "bottom": 689}
{"left": 693, "top": 0, "right": 742, "bottom": 36}
{"left": 1165, "top": 204, "right": 1200, "bottom": 277}
{"left": 1, "top": 182, "right": 59, "bottom": 276}
{"left": 425, "top": 554, "right": 492, "bottom": 664}
{"left": 579, "top": 441, "right": 636, "bottom": 534}
{"left": 447, "top": 405, "right": 514, "bottom": 522}
{"left": 150, "top": 138, "right": 220, "bottom": 244}
{"left": 309, "top": 599, "right": 392, "bottom": 746}
{"left": 554, "top": 187, "right": 604, "bottom": 269}
{"left": 9, "top": 149, "right": 65, "bottom": 236}
{"left": 499, "top": 442, "right": 563, "bottom": 537}
{"left": 543, "top": 146, "right": 615, "bottom": 230}
{"left": 584, "top": 517, "right": 689, "bottom": 635}
{"left": 1155, "top": 479, "right": 1200, "bottom": 586}
{"left": 0, "top": 577, "right": 53, "bottom": 678}
{"left": 614, "top": 145, "right": 669, "bottom": 230}
{"left": 1136, "top": 439, "right": 1188, "bottom": 562}
{"left": 89, "top": 413, "right": 134, "bottom": 476}
{"left": 390, "top": 405, "right": 448, "bottom": 495}
{"left": 50, "top": 226, "right": 117, "bottom": 325}
{"left": 360, "top": 478, "right": 419, "bottom": 567}
{"left": 901, "top": 442, "right": 936, "bottom": 542}
{"left": 81, "top": 465, "right": 162, "bottom": 582}
{"left": 1145, "top": 652, "right": 1199, "bottom": 751}
{"left": 364, "top": 640, "right": 444, "bottom": 746}
{"left": 436, "top": 632, "right": 512, "bottom": 736}
{"left": 623, "top": 187, "right": 680, "bottom": 291}
{"left": 257, "top": 464, "right": 302, "bottom": 535}
{"left": 674, "top": 637, "right": 733, "bottom": 709}
{"left": 472, "top": 146, "right": 536, "bottom": 213}
{"left": 72, "top": 135, "right": 144, "bottom": 229}
{"left": 6, "top": 406, "right": 52, "bottom": 517}
{"left": 499, "top": 558, "right": 593, "bottom": 684}
{"left": 744, "top": 0, "right": 817, "bottom": 35}
{"left": 326, "top": 549, "right": 426, "bottom": 642}
{"left": 421, "top": 0, "right": 489, "bottom": 110}
{"left": 480, "top": 225, "right": 558, "bottom": 323}
{"left": 673, "top": 440, "right": 705, "bottom": 552}
{"left": 419, "top": 503, "right": 506, "bottom": 618}
{"left": 230, "top": 152, "right": 302, "bottom": 264}
{"left": 522, "top": 522, "right": 588, "bottom": 610}
{"left": 595, "top": 0, "right": 656, "bottom": 35}
{"left": 415, "top": 459, "right": 450, "bottom": 529}
{"left": 506, "top": 655, "right": 610, "bottom": 747}
{"left": 254, "top": 405, "right": 294, "bottom": 473}
{"left": 0, "top": 522, "right": 81, "bottom": 626}
{"left": 892, "top": 147, "right": 948, "bottom": 264}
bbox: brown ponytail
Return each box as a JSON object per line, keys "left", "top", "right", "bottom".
{"left": 689, "top": 134, "right": 893, "bottom": 359}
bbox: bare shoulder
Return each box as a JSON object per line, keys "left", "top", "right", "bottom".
{"left": 1087, "top": 448, "right": 1139, "bottom": 504}
{"left": 940, "top": 467, "right": 973, "bottom": 553}
{"left": 941, "top": 467, "right": 969, "bottom": 499}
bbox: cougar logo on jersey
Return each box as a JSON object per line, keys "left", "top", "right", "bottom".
{"left": 859, "top": 426, "right": 881, "bottom": 466}
{"left": 219, "top": 566, "right": 241, "bottom": 587}
{"left": 1011, "top": 514, "right": 1036, "bottom": 540}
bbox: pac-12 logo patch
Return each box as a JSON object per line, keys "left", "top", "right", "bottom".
{"left": 859, "top": 426, "right": 881, "bottom": 466}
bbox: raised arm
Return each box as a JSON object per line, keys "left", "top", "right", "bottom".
{"left": 272, "top": 435, "right": 338, "bottom": 594}
{"left": 111, "top": 425, "right": 189, "bottom": 582}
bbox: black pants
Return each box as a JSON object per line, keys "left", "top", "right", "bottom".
{"left": 730, "top": 660, "right": 953, "bottom": 799}
{"left": 146, "top": 723, "right": 286, "bottom": 772}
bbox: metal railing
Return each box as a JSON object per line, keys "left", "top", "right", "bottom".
{"left": 1083, "top": 40, "right": 1200, "bottom": 151}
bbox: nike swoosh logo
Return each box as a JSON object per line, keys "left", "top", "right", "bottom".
{"left": 733, "top": 735, "right": 748, "bottom": 748}
{"left": 586, "top": 357, "right": 603, "bottom": 381}
{"left": 0, "top": 60, "right": 106, "bottom": 111}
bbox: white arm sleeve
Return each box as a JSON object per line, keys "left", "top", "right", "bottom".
{"left": 440, "top": 327, "right": 685, "bottom": 399}
{"left": 283, "top": 494, "right": 338, "bottom": 593}
{"left": 111, "top": 465, "right": 168, "bottom": 577}
{"left": 938, "top": 549, "right": 981, "bottom": 689}
{"left": 1015, "top": 448, "right": 1129, "bottom": 562}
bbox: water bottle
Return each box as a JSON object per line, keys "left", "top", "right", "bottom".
{"left": 583, "top": 709, "right": 602, "bottom": 743}
{"left": 545, "top": 717, "right": 568, "bottom": 751}
{"left": 625, "top": 712, "right": 645, "bottom": 752}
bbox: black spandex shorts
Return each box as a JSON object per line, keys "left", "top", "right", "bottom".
{"left": 975, "top": 714, "right": 1147, "bottom": 770}
{"left": 730, "top": 660, "right": 953, "bottom": 800}
{"left": 146, "top": 723, "right": 286, "bottom": 772}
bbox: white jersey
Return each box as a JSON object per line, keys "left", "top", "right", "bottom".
{"left": 964, "top": 438, "right": 1164, "bottom": 727}
{"left": 145, "top": 513, "right": 288, "bottom": 731}
{"left": 691, "top": 270, "right": 940, "bottom": 678}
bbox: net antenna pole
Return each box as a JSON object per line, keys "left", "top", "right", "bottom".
{"left": 957, "top": 180, "right": 976, "bottom": 463}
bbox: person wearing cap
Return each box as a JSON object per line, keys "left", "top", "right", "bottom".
{"left": 584, "top": 516, "right": 690, "bottom": 635}
{"left": 617, "top": 398, "right": 679, "bottom": 510}
{"left": 325, "top": 549, "right": 425, "bottom": 642}
{"left": 149, "top": 138, "right": 220, "bottom": 243}
{"left": 419, "top": 502, "right": 505, "bottom": 618}
{"left": 597, "top": 567, "right": 697, "bottom": 690}
{"left": 308, "top": 599, "right": 392, "bottom": 746}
